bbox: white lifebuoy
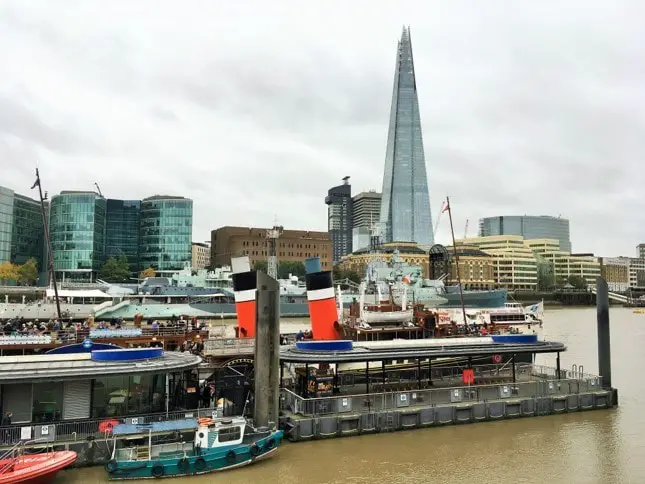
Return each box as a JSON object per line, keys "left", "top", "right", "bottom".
{"left": 492, "top": 354, "right": 502, "bottom": 363}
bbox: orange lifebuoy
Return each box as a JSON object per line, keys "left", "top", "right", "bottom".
{"left": 198, "top": 418, "right": 213, "bottom": 426}
{"left": 492, "top": 354, "right": 502, "bottom": 364}
{"left": 99, "top": 419, "right": 121, "bottom": 434}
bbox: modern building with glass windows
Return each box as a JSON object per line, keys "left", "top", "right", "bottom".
{"left": 139, "top": 196, "right": 193, "bottom": 274}
{"left": 0, "top": 185, "right": 47, "bottom": 280}
{"left": 325, "top": 177, "right": 353, "bottom": 263}
{"left": 379, "top": 27, "right": 434, "bottom": 247}
{"left": 479, "top": 215, "right": 572, "bottom": 252}
{"left": 106, "top": 199, "right": 141, "bottom": 271}
{"left": 50, "top": 191, "right": 107, "bottom": 282}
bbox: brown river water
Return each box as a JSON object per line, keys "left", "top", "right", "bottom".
{"left": 56, "top": 307, "right": 645, "bottom": 483}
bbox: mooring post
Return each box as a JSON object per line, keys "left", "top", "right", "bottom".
{"left": 253, "top": 271, "right": 281, "bottom": 429}
{"left": 596, "top": 277, "right": 612, "bottom": 390}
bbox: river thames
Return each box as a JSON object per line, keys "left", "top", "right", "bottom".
{"left": 57, "top": 307, "right": 645, "bottom": 483}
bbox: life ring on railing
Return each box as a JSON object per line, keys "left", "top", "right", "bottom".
{"left": 151, "top": 462, "right": 164, "bottom": 478}
{"left": 226, "top": 450, "right": 237, "bottom": 465}
{"left": 194, "top": 456, "right": 207, "bottom": 472}
{"left": 492, "top": 354, "right": 502, "bottom": 364}
{"left": 105, "top": 459, "right": 118, "bottom": 473}
{"left": 99, "top": 419, "right": 121, "bottom": 434}
{"left": 177, "top": 457, "right": 189, "bottom": 473}
{"left": 198, "top": 418, "right": 213, "bottom": 426}
{"left": 249, "top": 444, "right": 261, "bottom": 458}
{"left": 264, "top": 438, "right": 275, "bottom": 450}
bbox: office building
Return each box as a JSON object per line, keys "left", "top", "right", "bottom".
{"left": 479, "top": 215, "right": 571, "bottom": 252}
{"left": 352, "top": 191, "right": 381, "bottom": 252}
{"left": 325, "top": 177, "right": 353, "bottom": 263}
{"left": 600, "top": 257, "right": 630, "bottom": 292}
{"left": 637, "top": 244, "right": 645, "bottom": 259}
{"left": 139, "top": 196, "right": 193, "bottom": 274}
{"left": 50, "top": 191, "right": 107, "bottom": 282}
{"left": 628, "top": 258, "right": 645, "bottom": 289}
{"left": 191, "top": 242, "right": 211, "bottom": 269}
{"left": 379, "top": 27, "right": 434, "bottom": 247}
{"left": 211, "top": 226, "right": 332, "bottom": 270}
{"left": 457, "top": 236, "right": 538, "bottom": 291}
{"left": 105, "top": 199, "right": 141, "bottom": 271}
{"left": 0, "top": 186, "right": 47, "bottom": 282}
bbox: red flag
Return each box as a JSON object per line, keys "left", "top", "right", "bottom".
{"left": 442, "top": 202, "right": 450, "bottom": 213}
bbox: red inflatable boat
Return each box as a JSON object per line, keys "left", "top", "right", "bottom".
{"left": 0, "top": 450, "right": 77, "bottom": 483}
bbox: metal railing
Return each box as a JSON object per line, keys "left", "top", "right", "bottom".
{"left": 0, "top": 407, "right": 220, "bottom": 448}
{"left": 203, "top": 338, "right": 255, "bottom": 356}
{"left": 280, "top": 364, "right": 603, "bottom": 418}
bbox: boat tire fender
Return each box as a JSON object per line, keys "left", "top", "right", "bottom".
{"left": 250, "top": 444, "right": 261, "bottom": 457}
{"left": 226, "top": 450, "right": 237, "bottom": 464}
{"left": 105, "top": 459, "right": 118, "bottom": 473}
{"left": 151, "top": 462, "right": 164, "bottom": 478}
{"left": 194, "top": 457, "right": 207, "bottom": 472}
{"left": 177, "top": 457, "right": 189, "bottom": 473}
{"left": 264, "top": 438, "right": 275, "bottom": 450}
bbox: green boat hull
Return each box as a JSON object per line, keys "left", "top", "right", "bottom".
{"left": 106, "top": 430, "right": 283, "bottom": 480}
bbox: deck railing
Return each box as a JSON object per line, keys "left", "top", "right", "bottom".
{"left": 280, "top": 364, "right": 603, "bottom": 418}
{"left": 0, "top": 407, "right": 220, "bottom": 448}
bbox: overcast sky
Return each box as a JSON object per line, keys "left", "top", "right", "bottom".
{"left": 1, "top": 1, "right": 644, "bottom": 257}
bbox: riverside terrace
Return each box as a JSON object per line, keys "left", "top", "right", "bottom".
{"left": 277, "top": 337, "right": 617, "bottom": 442}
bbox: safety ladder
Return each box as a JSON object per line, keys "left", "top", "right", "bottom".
{"left": 137, "top": 446, "right": 150, "bottom": 461}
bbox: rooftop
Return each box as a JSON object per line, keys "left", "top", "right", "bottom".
{"left": 0, "top": 349, "right": 201, "bottom": 383}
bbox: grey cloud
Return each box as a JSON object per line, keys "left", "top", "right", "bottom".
{"left": 1, "top": 0, "right": 645, "bottom": 257}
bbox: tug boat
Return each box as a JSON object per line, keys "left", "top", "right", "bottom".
{"left": 0, "top": 445, "right": 77, "bottom": 484}
{"left": 105, "top": 417, "right": 283, "bottom": 480}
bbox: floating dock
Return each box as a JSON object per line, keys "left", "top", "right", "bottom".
{"left": 278, "top": 337, "right": 617, "bottom": 441}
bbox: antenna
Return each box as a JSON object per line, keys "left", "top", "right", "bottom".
{"left": 94, "top": 182, "right": 103, "bottom": 197}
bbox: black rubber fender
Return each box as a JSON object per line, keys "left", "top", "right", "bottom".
{"left": 177, "top": 457, "right": 189, "bottom": 473}
{"left": 194, "top": 456, "right": 207, "bottom": 472}
{"left": 249, "top": 444, "right": 261, "bottom": 457}
{"left": 151, "top": 462, "right": 164, "bottom": 478}
{"left": 226, "top": 450, "right": 237, "bottom": 464}
{"left": 264, "top": 438, "right": 275, "bottom": 450}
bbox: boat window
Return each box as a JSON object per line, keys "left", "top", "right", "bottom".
{"left": 218, "top": 426, "right": 242, "bottom": 443}
{"left": 33, "top": 382, "right": 64, "bottom": 422}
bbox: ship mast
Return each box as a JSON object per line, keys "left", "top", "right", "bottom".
{"left": 32, "top": 168, "right": 62, "bottom": 321}
{"left": 445, "top": 196, "right": 467, "bottom": 327}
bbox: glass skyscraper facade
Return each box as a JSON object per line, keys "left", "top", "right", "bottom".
{"left": 479, "top": 216, "right": 572, "bottom": 252}
{"left": 139, "top": 196, "right": 192, "bottom": 273}
{"left": 50, "top": 191, "right": 107, "bottom": 281}
{"left": 379, "top": 27, "right": 434, "bottom": 247}
{"left": 0, "top": 186, "right": 47, "bottom": 277}
{"left": 106, "top": 199, "right": 141, "bottom": 271}
{"left": 325, "top": 178, "right": 353, "bottom": 263}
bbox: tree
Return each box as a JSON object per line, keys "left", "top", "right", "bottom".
{"left": 277, "top": 261, "right": 306, "bottom": 279}
{"left": 252, "top": 260, "right": 268, "bottom": 273}
{"left": 140, "top": 267, "right": 156, "bottom": 279}
{"left": 17, "top": 258, "right": 38, "bottom": 285}
{"left": 0, "top": 261, "right": 18, "bottom": 283}
{"left": 567, "top": 275, "right": 587, "bottom": 290}
{"left": 333, "top": 265, "right": 362, "bottom": 284}
{"left": 100, "top": 255, "right": 130, "bottom": 282}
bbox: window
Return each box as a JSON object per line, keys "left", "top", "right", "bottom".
{"left": 33, "top": 382, "right": 64, "bottom": 422}
{"left": 218, "top": 426, "right": 242, "bottom": 443}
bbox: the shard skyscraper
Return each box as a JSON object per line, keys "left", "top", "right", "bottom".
{"left": 379, "top": 26, "right": 434, "bottom": 247}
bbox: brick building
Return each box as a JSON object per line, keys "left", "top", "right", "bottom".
{"left": 211, "top": 226, "right": 332, "bottom": 270}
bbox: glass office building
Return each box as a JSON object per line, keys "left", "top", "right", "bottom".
{"left": 325, "top": 178, "right": 353, "bottom": 263}
{"left": 106, "top": 199, "right": 141, "bottom": 271}
{"left": 50, "top": 191, "right": 107, "bottom": 281}
{"left": 0, "top": 186, "right": 46, "bottom": 277}
{"left": 379, "top": 27, "right": 434, "bottom": 247}
{"left": 479, "top": 216, "right": 572, "bottom": 252}
{"left": 139, "top": 196, "right": 192, "bottom": 273}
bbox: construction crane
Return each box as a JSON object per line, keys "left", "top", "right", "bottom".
{"left": 266, "top": 222, "right": 283, "bottom": 280}
{"left": 464, "top": 219, "right": 469, "bottom": 239}
{"left": 94, "top": 182, "right": 103, "bottom": 197}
